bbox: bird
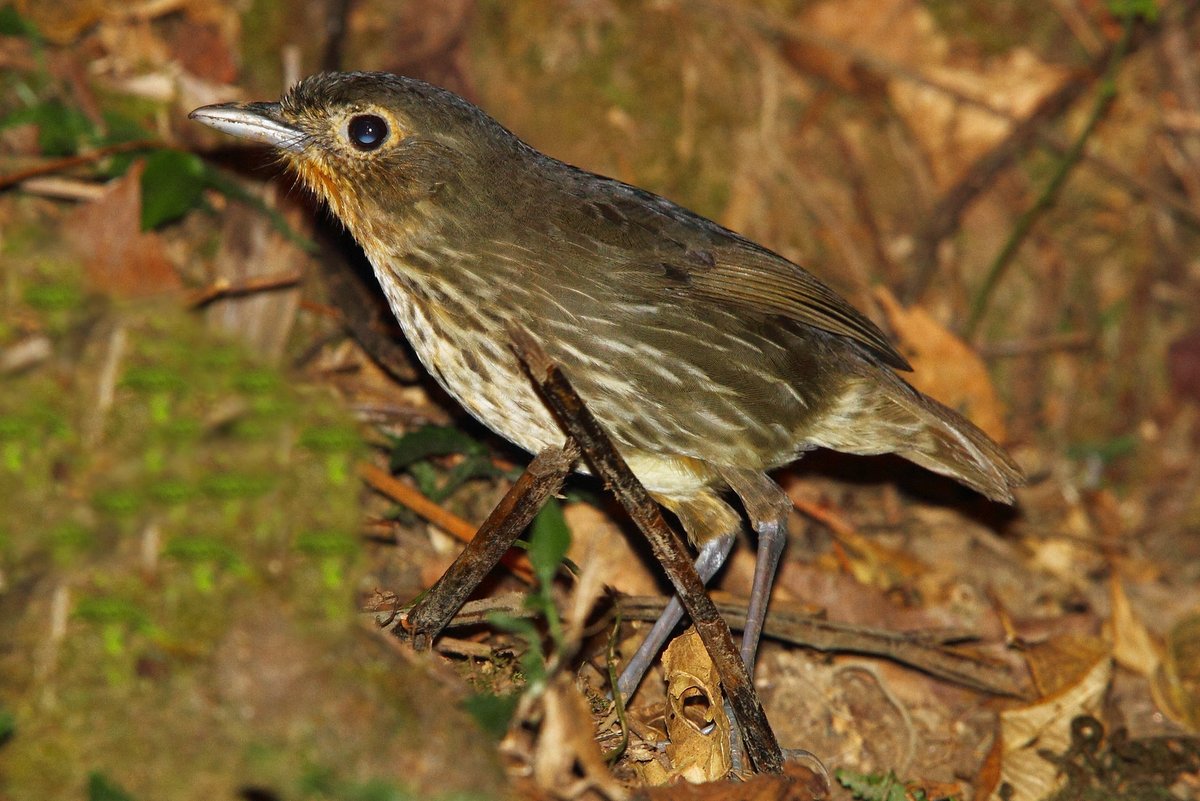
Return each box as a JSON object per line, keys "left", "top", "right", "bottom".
{"left": 191, "top": 71, "right": 1024, "bottom": 699}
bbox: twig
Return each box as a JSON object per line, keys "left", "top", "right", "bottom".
{"left": 401, "top": 443, "right": 578, "bottom": 647}
{"left": 978, "top": 331, "right": 1094, "bottom": 359}
{"left": 604, "top": 596, "right": 630, "bottom": 765}
{"left": 963, "top": 14, "right": 1138, "bottom": 338}
{"left": 356, "top": 461, "right": 535, "bottom": 583}
{"left": 0, "top": 139, "right": 162, "bottom": 191}
{"left": 186, "top": 270, "right": 303, "bottom": 308}
{"left": 904, "top": 71, "right": 1093, "bottom": 304}
{"left": 508, "top": 325, "right": 785, "bottom": 775}
{"left": 370, "top": 594, "right": 1028, "bottom": 698}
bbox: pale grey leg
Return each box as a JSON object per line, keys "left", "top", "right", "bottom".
{"left": 616, "top": 531, "right": 735, "bottom": 698}
{"left": 718, "top": 467, "right": 793, "bottom": 679}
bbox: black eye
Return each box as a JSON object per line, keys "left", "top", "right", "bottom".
{"left": 347, "top": 114, "right": 388, "bottom": 151}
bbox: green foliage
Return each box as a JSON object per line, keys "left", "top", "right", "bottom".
{"left": 527, "top": 498, "right": 570, "bottom": 590}
{"left": 87, "top": 773, "right": 138, "bottom": 801}
{"left": 488, "top": 498, "right": 571, "bottom": 690}
{"left": 139, "top": 150, "right": 209, "bottom": 230}
{"left": 835, "top": 769, "right": 958, "bottom": 801}
{"left": 22, "top": 281, "right": 84, "bottom": 312}
{"left": 0, "top": 707, "right": 15, "bottom": 746}
{"left": 1107, "top": 0, "right": 1157, "bottom": 21}
{"left": 461, "top": 692, "right": 520, "bottom": 741}
{"left": 387, "top": 424, "right": 505, "bottom": 502}
{"left": 0, "top": 5, "right": 40, "bottom": 38}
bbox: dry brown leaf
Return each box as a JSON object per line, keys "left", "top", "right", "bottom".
{"left": 875, "top": 287, "right": 1008, "bottom": 441}
{"left": 169, "top": 17, "right": 238, "bottom": 84}
{"left": 506, "top": 674, "right": 628, "bottom": 801}
{"left": 1151, "top": 611, "right": 1200, "bottom": 732}
{"left": 659, "top": 628, "right": 731, "bottom": 784}
{"left": 565, "top": 502, "right": 659, "bottom": 598}
{"left": 1108, "top": 575, "right": 1162, "bottom": 677}
{"left": 14, "top": 0, "right": 105, "bottom": 44}
{"left": 890, "top": 49, "right": 1068, "bottom": 190}
{"left": 786, "top": 0, "right": 945, "bottom": 94}
{"left": 984, "top": 651, "right": 1111, "bottom": 801}
{"left": 1023, "top": 632, "right": 1109, "bottom": 699}
{"left": 66, "top": 160, "right": 183, "bottom": 298}
{"left": 634, "top": 760, "right": 829, "bottom": 801}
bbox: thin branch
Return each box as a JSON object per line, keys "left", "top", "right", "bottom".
{"left": 963, "top": 14, "right": 1137, "bottom": 338}
{"left": 357, "top": 461, "right": 535, "bottom": 584}
{"left": 186, "top": 270, "right": 303, "bottom": 308}
{"left": 508, "top": 324, "right": 785, "bottom": 775}
{"left": 369, "top": 593, "right": 1028, "bottom": 699}
{"left": 0, "top": 139, "right": 162, "bottom": 191}
{"left": 400, "top": 443, "right": 577, "bottom": 648}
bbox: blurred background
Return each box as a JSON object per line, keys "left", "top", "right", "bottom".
{"left": 2, "top": 1, "right": 1199, "bottom": 799}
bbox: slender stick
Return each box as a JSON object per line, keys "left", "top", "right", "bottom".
{"left": 403, "top": 441, "right": 577, "bottom": 649}
{"left": 357, "top": 461, "right": 535, "bottom": 583}
{"left": 508, "top": 324, "right": 784, "bottom": 775}
{"left": 963, "top": 14, "right": 1140, "bottom": 338}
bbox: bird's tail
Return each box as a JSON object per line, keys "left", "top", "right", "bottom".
{"left": 811, "top": 373, "right": 1025, "bottom": 504}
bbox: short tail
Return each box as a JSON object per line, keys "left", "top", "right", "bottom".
{"left": 812, "top": 373, "right": 1025, "bottom": 504}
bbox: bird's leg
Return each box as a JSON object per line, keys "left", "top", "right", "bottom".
{"left": 616, "top": 530, "right": 735, "bottom": 698}
{"left": 718, "top": 468, "right": 793, "bottom": 677}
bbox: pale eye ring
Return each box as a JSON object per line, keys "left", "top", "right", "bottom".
{"left": 346, "top": 114, "right": 388, "bottom": 151}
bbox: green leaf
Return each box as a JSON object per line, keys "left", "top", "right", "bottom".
{"left": 6, "top": 100, "right": 97, "bottom": 157}
{"left": 461, "top": 692, "right": 519, "bottom": 740}
{"left": 140, "top": 150, "right": 207, "bottom": 230}
{"left": 0, "top": 6, "right": 38, "bottom": 37}
{"left": 87, "top": 772, "right": 137, "bottom": 801}
{"left": 1107, "top": 0, "right": 1157, "bottom": 21}
{"left": 488, "top": 613, "right": 546, "bottom": 686}
{"left": 432, "top": 453, "right": 505, "bottom": 501}
{"left": 294, "top": 530, "right": 358, "bottom": 556}
{"left": 388, "top": 424, "right": 486, "bottom": 471}
{"left": 527, "top": 498, "right": 570, "bottom": 588}
{"left": 0, "top": 707, "right": 15, "bottom": 745}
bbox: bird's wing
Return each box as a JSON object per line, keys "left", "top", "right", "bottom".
{"left": 682, "top": 242, "right": 911, "bottom": 370}
{"left": 570, "top": 177, "right": 912, "bottom": 371}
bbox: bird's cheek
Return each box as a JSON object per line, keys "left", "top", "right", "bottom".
{"left": 291, "top": 157, "right": 345, "bottom": 206}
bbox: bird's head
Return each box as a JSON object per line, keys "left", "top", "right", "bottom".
{"left": 190, "top": 72, "right": 516, "bottom": 249}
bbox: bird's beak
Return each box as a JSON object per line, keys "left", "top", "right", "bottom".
{"left": 188, "top": 102, "right": 306, "bottom": 152}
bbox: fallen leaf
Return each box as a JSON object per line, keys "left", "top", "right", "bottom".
{"left": 565, "top": 502, "right": 659, "bottom": 598}
{"left": 1151, "top": 611, "right": 1200, "bottom": 732}
{"left": 505, "top": 673, "right": 628, "bottom": 800}
{"left": 875, "top": 286, "right": 1008, "bottom": 441}
{"left": 889, "top": 48, "right": 1069, "bottom": 190}
{"left": 982, "top": 648, "right": 1111, "bottom": 801}
{"left": 660, "top": 627, "right": 731, "bottom": 784}
{"left": 66, "top": 160, "right": 182, "bottom": 298}
{"left": 1108, "top": 574, "right": 1161, "bottom": 677}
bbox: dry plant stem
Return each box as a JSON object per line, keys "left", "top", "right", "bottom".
{"left": 508, "top": 325, "right": 785, "bottom": 775}
{"left": 404, "top": 594, "right": 1027, "bottom": 698}
{"left": 0, "top": 139, "right": 161, "bottom": 190}
{"left": 187, "top": 270, "right": 302, "bottom": 307}
{"left": 904, "top": 73, "right": 1088, "bottom": 304}
{"left": 963, "top": 14, "right": 1136, "bottom": 338}
{"left": 356, "top": 461, "right": 535, "bottom": 583}
{"left": 404, "top": 442, "right": 578, "bottom": 649}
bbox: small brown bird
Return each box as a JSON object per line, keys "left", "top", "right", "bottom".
{"left": 191, "top": 72, "right": 1023, "bottom": 696}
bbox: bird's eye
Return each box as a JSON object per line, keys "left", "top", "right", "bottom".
{"left": 346, "top": 114, "right": 388, "bottom": 151}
